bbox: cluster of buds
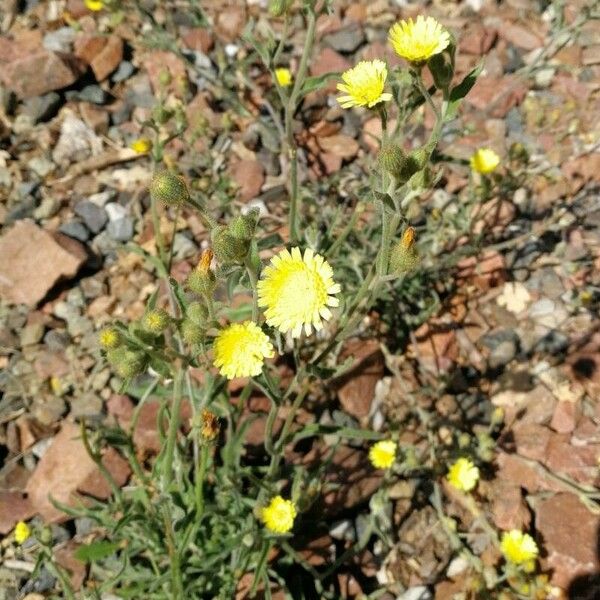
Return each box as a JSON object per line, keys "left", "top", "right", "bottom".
{"left": 378, "top": 142, "right": 431, "bottom": 189}
{"left": 211, "top": 209, "right": 259, "bottom": 266}
{"left": 99, "top": 325, "right": 148, "bottom": 379}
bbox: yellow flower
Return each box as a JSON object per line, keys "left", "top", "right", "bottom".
{"left": 447, "top": 458, "right": 479, "bottom": 492}
{"left": 275, "top": 67, "right": 293, "bottom": 88}
{"left": 85, "top": 0, "right": 104, "bottom": 11}
{"left": 14, "top": 521, "right": 31, "bottom": 544}
{"left": 99, "top": 327, "right": 121, "bottom": 350}
{"left": 261, "top": 496, "right": 296, "bottom": 534}
{"left": 500, "top": 530, "right": 539, "bottom": 567}
{"left": 470, "top": 148, "right": 500, "bottom": 174}
{"left": 257, "top": 247, "right": 340, "bottom": 337}
{"left": 130, "top": 138, "right": 152, "bottom": 154}
{"left": 369, "top": 440, "right": 397, "bottom": 469}
{"left": 337, "top": 60, "right": 393, "bottom": 109}
{"left": 389, "top": 16, "right": 450, "bottom": 63}
{"left": 213, "top": 321, "right": 275, "bottom": 380}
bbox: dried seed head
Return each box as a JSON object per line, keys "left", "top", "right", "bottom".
{"left": 200, "top": 409, "right": 220, "bottom": 441}
{"left": 389, "top": 227, "right": 419, "bottom": 273}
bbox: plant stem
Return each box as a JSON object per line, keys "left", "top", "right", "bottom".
{"left": 195, "top": 444, "right": 209, "bottom": 517}
{"left": 150, "top": 192, "right": 167, "bottom": 269}
{"left": 162, "top": 368, "right": 184, "bottom": 489}
{"left": 414, "top": 71, "right": 440, "bottom": 122}
{"left": 162, "top": 504, "right": 184, "bottom": 599}
{"left": 327, "top": 202, "right": 363, "bottom": 256}
{"left": 285, "top": 9, "right": 316, "bottom": 243}
{"left": 245, "top": 257, "right": 259, "bottom": 322}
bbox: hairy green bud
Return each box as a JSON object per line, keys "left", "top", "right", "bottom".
{"left": 186, "top": 302, "right": 209, "bottom": 325}
{"left": 186, "top": 249, "right": 216, "bottom": 296}
{"left": 229, "top": 210, "right": 259, "bottom": 241}
{"left": 379, "top": 143, "right": 422, "bottom": 184}
{"left": 389, "top": 227, "right": 419, "bottom": 274}
{"left": 107, "top": 348, "right": 147, "bottom": 378}
{"left": 150, "top": 170, "right": 190, "bottom": 207}
{"left": 142, "top": 308, "right": 170, "bottom": 334}
{"left": 181, "top": 319, "right": 204, "bottom": 345}
{"left": 98, "top": 326, "right": 122, "bottom": 350}
{"left": 508, "top": 141, "right": 529, "bottom": 164}
{"left": 269, "top": 0, "right": 293, "bottom": 17}
{"left": 212, "top": 226, "right": 249, "bottom": 265}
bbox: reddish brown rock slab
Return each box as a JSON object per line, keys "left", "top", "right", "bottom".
{"left": 25, "top": 423, "right": 131, "bottom": 522}
{"left": 0, "top": 491, "right": 35, "bottom": 535}
{"left": 536, "top": 493, "right": 600, "bottom": 589}
{"left": 0, "top": 37, "right": 83, "bottom": 98}
{"left": 90, "top": 35, "right": 123, "bottom": 81}
{"left": 142, "top": 50, "right": 187, "bottom": 93}
{"left": 320, "top": 446, "right": 382, "bottom": 514}
{"left": 545, "top": 435, "right": 599, "bottom": 487}
{"left": 550, "top": 399, "right": 581, "bottom": 434}
{"left": 495, "top": 451, "right": 563, "bottom": 493}
{"left": 489, "top": 480, "right": 531, "bottom": 531}
{"left": 310, "top": 47, "right": 351, "bottom": 80}
{"left": 317, "top": 134, "right": 360, "bottom": 160}
{"left": 409, "top": 317, "right": 459, "bottom": 375}
{"left": 466, "top": 75, "right": 528, "bottom": 118}
{"left": 215, "top": 6, "right": 246, "bottom": 42}
{"left": 459, "top": 23, "right": 497, "bottom": 55}
{"left": 498, "top": 23, "right": 544, "bottom": 50}
{"left": 54, "top": 541, "right": 87, "bottom": 590}
{"left": 182, "top": 28, "right": 214, "bottom": 53}
{"left": 230, "top": 159, "right": 265, "bottom": 202}
{"left": 336, "top": 339, "right": 384, "bottom": 420}
{"left": 0, "top": 221, "right": 87, "bottom": 306}
{"left": 74, "top": 34, "right": 107, "bottom": 65}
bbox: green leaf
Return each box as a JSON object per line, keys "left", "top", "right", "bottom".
{"left": 372, "top": 190, "right": 396, "bottom": 213}
{"left": 298, "top": 73, "right": 339, "bottom": 99}
{"left": 446, "top": 61, "right": 483, "bottom": 120}
{"left": 74, "top": 540, "right": 121, "bottom": 562}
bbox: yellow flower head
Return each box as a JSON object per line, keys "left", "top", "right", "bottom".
{"left": 85, "top": 0, "right": 104, "bottom": 11}
{"left": 369, "top": 440, "right": 397, "bottom": 469}
{"left": 337, "top": 60, "right": 393, "bottom": 109}
{"left": 14, "top": 521, "right": 31, "bottom": 544}
{"left": 275, "top": 67, "right": 293, "bottom": 88}
{"left": 213, "top": 321, "right": 275, "bottom": 380}
{"left": 470, "top": 148, "right": 500, "bottom": 174}
{"left": 500, "top": 530, "right": 539, "bottom": 567}
{"left": 258, "top": 247, "right": 340, "bottom": 338}
{"left": 389, "top": 16, "right": 450, "bottom": 63}
{"left": 130, "top": 138, "right": 152, "bottom": 154}
{"left": 99, "top": 327, "right": 122, "bottom": 350}
{"left": 261, "top": 495, "right": 296, "bottom": 534}
{"left": 447, "top": 458, "right": 479, "bottom": 492}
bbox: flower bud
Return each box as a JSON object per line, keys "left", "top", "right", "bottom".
{"left": 107, "top": 348, "right": 147, "bottom": 378}
{"left": 212, "top": 225, "right": 249, "bottom": 265}
{"left": 186, "top": 249, "right": 216, "bottom": 297}
{"left": 99, "top": 327, "right": 122, "bottom": 350}
{"left": 142, "top": 308, "right": 170, "bottom": 334}
{"left": 152, "top": 105, "right": 173, "bottom": 125}
{"left": 509, "top": 141, "right": 529, "bottom": 164}
{"left": 229, "top": 210, "right": 259, "bottom": 241}
{"left": 186, "top": 302, "right": 209, "bottom": 325}
{"left": 269, "top": 0, "right": 293, "bottom": 17}
{"left": 180, "top": 319, "right": 204, "bottom": 345}
{"left": 378, "top": 143, "right": 408, "bottom": 177}
{"left": 150, "top": 170, "right": 190, "bottom": 207}
{"left": 389, "top": 227, "right": 419, "bottom": 273}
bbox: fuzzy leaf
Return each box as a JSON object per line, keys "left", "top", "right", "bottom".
{"left": 446, "top": 61, "right": 483, "bottom": 120}
{"left": 75, "top": 540, "right": 120, "bottom": 563}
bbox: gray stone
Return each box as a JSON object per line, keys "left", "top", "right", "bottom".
{"left": 107, "top": 217, "right": 134, "bottom": 242}
{"left": 32, "top": 196, "right": 59, "bottom": 220}
{"left": 43, "top": 27, "right": 76, "bottom": 52}
{"left": 88, "top": 190, "right": 116, "bottom": 207}
{"left": 0, "top": 167, "right": 11, "bottom": 188}
{"left": 75, "top": 517, "right": 96, "bottom": 537}
{"left": 59, "top": 220, "right": 90, "bottom": 242}
{"left": 74, "top": 199, "right": 108, "bottom": 233}
{"left": 70, "top": 391, "right": 103, "bottom": 420}
{"left": 489, "top": 340, "right": 517, "bottom": 369}
{"left": 112, "top": 61, "right": 135, "bottom": 83}
{"left": 67, "top": 84, "right": 107, "bottom": 105}
{"left": 172, "top": 233, "right": 197, "bottom": 260}
{"left": 323, "top": 24, "right": 365, "bottom": 53}
{"left": 20, "top": 322, "right": 45, "bottom": 346}
{"left": 399, "top": 586, "right": 432, "bottom": 600}
{"left": 104, "top": 202, "right": 128, "bottom": 221}
{"left": 80, "top": 276, "right": 105, "bottom": 299}
{"left": 91, "top": 230, "right": 119, "bottom": 256}
{"left": 5, "top": 197, "right": 36, "bottom": 224}
{"left": 28, "top": 156, "right": 55, "bottom": 177}
{"left": 22, "top": 92, "right": 61, "bottom": 123}
{"left": 53, "top": 300, "right": 80, "bottom": 322}
{"left": 43, "top": 329, "right": 71, "bottom": 351}
{"left": 20, "top": 567, "right": 56, "bottom": 594}
{"left": 67, "top": 315, "right": 93, "bottom": 338}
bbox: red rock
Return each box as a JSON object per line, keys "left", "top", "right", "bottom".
{"left": 231, "top": 159, "right": 265, "bottom": 202}
{"left": 411, "top": 317, "right": 459, "bottom": 375}
{"left": 495, "top": 451, "right": 563, "bottom": 493}
{"left": 582, "top": 45, "right": 600, "bottom": 66}
{"left": 0, "top": 221, "right": 87, "bottom": 306}
{"left": 489, "top": 480, "right": 530, "bottom": 530}
{"left": 545, "top": 436, "right": 599, "bottom": 487}
{"left": 512, "top": 422, "right": 552, "bottom": 461}
{"left": 215, "top": 6, "right": 246, "bottom": 42}
{"left": 74, "top": 34, "right": 106, "bottom": 65}
{"left": 310, "top": 47, "right": 351, "bottom": 79}
{"left": 182, "top": 28, "right": 214, "bottom": 53}
{"left": 320, "top": 446, "right": 382, "bottom": 513}
{"left": 25, "top": 423, "right": 131, "bottom": 522}
{"left": 536, "top": 493, "right": 600, "bottom": 588}
{"left": 79, "top": 102, "right": 109, "bottom": 134}
{"left": 319, "top": 152, "right": 343, "bottom": 175}
{"left": 456, "top": 250, "right": 506, "bottom": 291}
{"left": 0, "top": 491, "right": 35, "bottom": 535}
{"left": 143, "top": 50, "right": 187, "bottom": 93}
{"left": 33, "top": 351, "right": 70, "bottom": 380}
{"left": 466, "top": 75, "right": 528, "bottom": 118}
{"left": 55, "top": 541, "right": 87, "bottom": 590}
{"left": 336, "top": 339, "right": 384, "bottom": 420}
{"left": 317, "top": 134, "right": 359, "bottom": 160}
{"left": 0, "top": 47, "right": 82, "bottom": 99}
{"left": 459, "top": 24, "right": 497, "bottom": 55}
{"left": 499, "top": 23, "right": 543, "bottom": 50}
{"left": 550, "top": 399, "right": 580, "bottom": 433}
{"left": 90, "top": 35, "right": 123, "bottom": 81}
